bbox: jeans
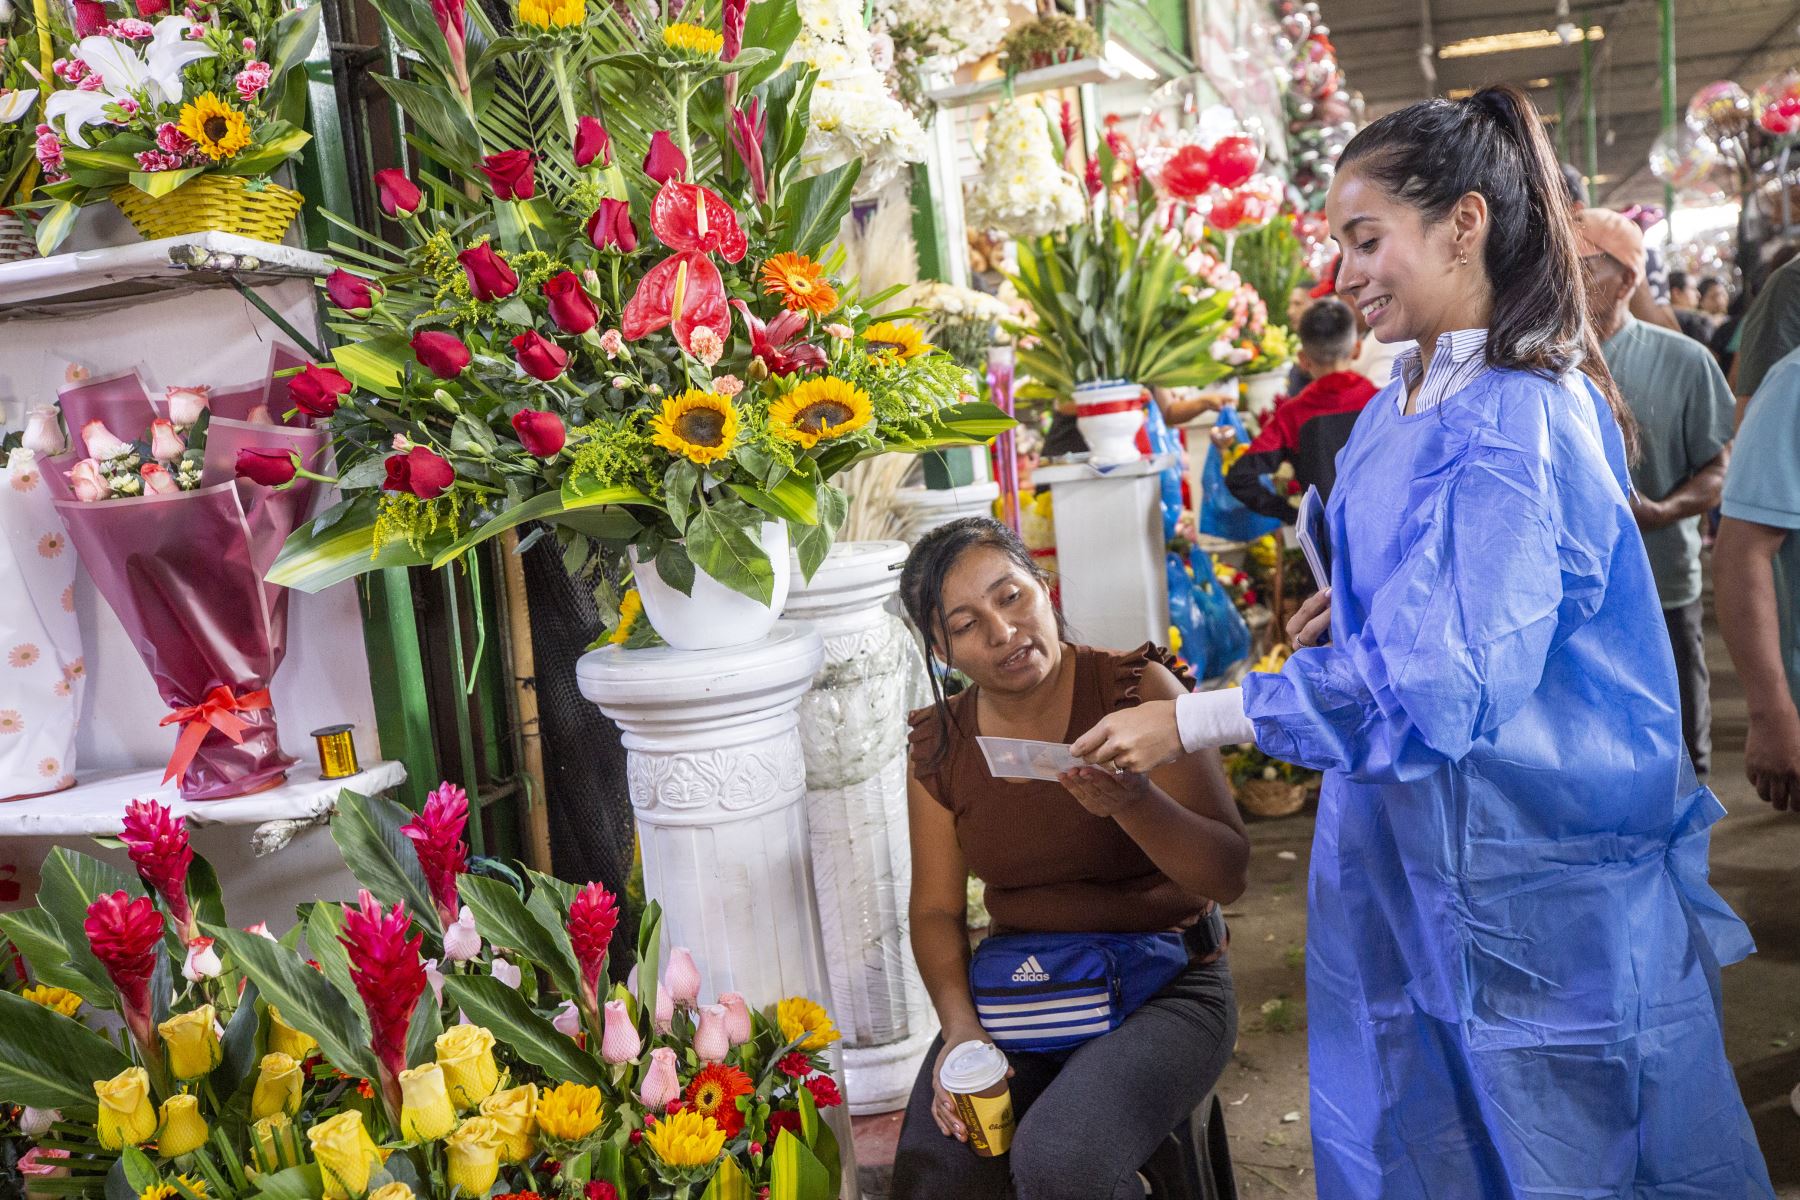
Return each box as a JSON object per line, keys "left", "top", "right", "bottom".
{"left": 1664, "top": 600, "right": 1711, "bottom": 777}
{"left": 891, "top": 958, "right": 1236, "bottom": 1200}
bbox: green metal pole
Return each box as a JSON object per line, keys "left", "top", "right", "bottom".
{"left": 1555, "top": 77, "right": 1568, "bottom": 160}
{"left": 1658, "top": 0, "right": 1676, "bottom": 223}
{"left": 1580, "top": 19, "right": 1599, "bottom": 191}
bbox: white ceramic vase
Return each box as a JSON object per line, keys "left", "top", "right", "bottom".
{"left": 1073, "top": 380, "right": 1146, "bottom": 466}
{"left": 1242, "top": 369, "right": 1287, "bottom": 417}
{"left": 628, "top": 521, "right": 792, "bottom": 651}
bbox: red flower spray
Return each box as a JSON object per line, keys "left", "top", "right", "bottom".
{"left": 567, "top": 882, "right": 619, "bottom": 1016}
{"left": 84, "top": 891, "right": 165, "bottom": 1055}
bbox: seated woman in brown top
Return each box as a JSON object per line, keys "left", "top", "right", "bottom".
{"left": 891, "top": 517, "right": 1248, "bottom": 1200}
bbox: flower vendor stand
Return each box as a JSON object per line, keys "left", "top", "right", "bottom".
{"left": 1034, "top": 455, "right": 1177, "bottom": 651}
{"left": 782, "top": 541, "right": 938, "bottom": 1114}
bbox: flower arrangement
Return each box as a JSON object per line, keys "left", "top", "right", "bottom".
{"left": 266, "top": 0, "right": 1006, "bottom": 638}
{"left": 32, "top": 0, "right": 321, "bottom": 251}
{"left": 963, "top": 98, "right": 1086, "bottom": 240}
{"left": 901, "top": 281, "right": 1016, "bottom": 372}
{"left": 0, "top": 0, "right": 44, "bottom": 221}
{"left": 870, "top": 0, "right": 1008, "bottom": 120}
{"left": 0, "top": 791, "right": 848, "bottom": 1200}
{"left": 997, "top": 13, "right": 1098, "bottom": 74}
{"left": 786, "top": 0, "right": 927, "bottom": 198}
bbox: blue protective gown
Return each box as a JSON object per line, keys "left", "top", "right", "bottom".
{"left": 1241, "top": 365, "right": 1774, "bottom": 1199}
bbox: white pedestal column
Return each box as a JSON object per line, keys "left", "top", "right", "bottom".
{"left": 1035, "top": 456, "right": 1175, "bottom": 651}
{"left": 783, "top": 542, "right": 937, "bottom": 1116}
{"left": 891, "top": 481, "right": 1000, "bottom": 544}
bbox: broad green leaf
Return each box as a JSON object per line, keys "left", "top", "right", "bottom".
{"left": 0, "top": 908, "right": 101, "bottom": 1000}
{"left": 430, "top": 490, "right": 573, "bottom": 569}
{"left": 560, "top": 475, "right": 654, "bottom": 512}
{"left": 460, "top": 876, "right": 582, "bottom": 1000}
{"left": 793, "top": 483, "right": 847, "bottom": 582}
{"left": 331, "top": 335, "right": 410, "bottom": 398}
{"left": 728, "top": 474, "right": 819, "bottom": 525}
{"left": 522, "top": 872, "right": 579, "bottom": 977}
{"left": 701, "top": 1156, "right": 751, "bottom": 1200}
{"left": 207, "top": 926, "right": 378, "bottom": 1084}
{"left": 267, "top": 510, "right": 443, "bottom": 593}
{"left": 267, "top": 3, "right": 324, "bottom": 83}
{"left": 769, "top": 1129, "right": 832, "bottom": 1200}
{"left": 218, "top": 981, "right": 262, "bottom": 1095}
{"left": 797, "top": 1081, "right": 820, "bottom": 1145}
{"left": 375, "top": 76, "right": 480, "bottom": 164}
{"left": 664, "top": 460, "right": 700, "bottom": 533}
{"left": 127, "top": 167, "right": 205, "bottom": 198}
{"left": 778, "top": 162, "right": 860, "bottom": 260}
{"left": 302, "top": 902, "right": 359, "bottom": 1008}
{"left": 685, "top": 508, "right": 775, "bottom": 605}
{"left": 740, "top": 0, "right": 800, "bottom": 86}
{"left": 440, "top": 975, "right": 602, "bottom": 1085}
{"left": 247, "top": 1165, "right": 324, "bottom": 1200}
{"left": 225, "top": 126, "right": 313, "bottom": 178}
{"left": 37, "top": 847, "right": 141, "bottom": 1009}
{"left": 328, "top": 791, "right": 439, "bottom": 932}
{"left": 654, "top": 540, "right": 697, "bottom": 598}
{"left": 634, "top": 900, "right": 663, "bottom": 1039}
{"left": 188, "top": 853, "right": 226, "bottom": 933}
{"left": 0, "top": 990, "right": 131, "bottom": 1110}
{"left": 403, "top": 979, "right": 443, "bottom": 1070}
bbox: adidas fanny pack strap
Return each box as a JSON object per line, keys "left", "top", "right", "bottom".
{"left": 968, "top": 932, "right": 1189, "bottom": 1055}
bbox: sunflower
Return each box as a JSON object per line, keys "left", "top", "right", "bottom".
{"left": 517, "top": 0, "right": 582, "bottom": 26}
{"left": 643, "top": 1110, "right": 725, "bottom": 1170}
{"left": 139, "top": 1177, "right": 206, "bottom": 1200}
{"left": 176, "top": 93, "right": 252, "bottom": 162}
{"left": 651, "top": 390, "right": 739, "bottom": 465}
{"left": 759, "top": 253, "right": 839, "bottom": 317}
{"left": 861, "top": 321, "right": 931, "bottom": 361}
{"left": 769, "top": 377, "right": 872, "bottom": 449}
{"left": 661, "top": 21, "right": 724, "bottom": 58}
{"left": 682, "top": 1064, "right": 754, "bottom": 1137}
{"left": 776, "top": 996, "right": 840, "bottom": 1052}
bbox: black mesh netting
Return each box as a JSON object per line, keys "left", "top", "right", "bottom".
{"left": 520, "top": 533, "right": 635, "bottom": 905}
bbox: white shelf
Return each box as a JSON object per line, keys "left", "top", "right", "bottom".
{"left": 0, "top": 759, "right": 406, "bottom": 845}
{"left": 927, "top": 58, "right": 1123, "bottom": 109}
{"left": 0, "top": 233, "right": 328, "bottom": 315}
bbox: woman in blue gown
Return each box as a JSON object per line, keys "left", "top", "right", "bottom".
{"left": 1070, "top": 85, "right": 1774, "bottom": 1197}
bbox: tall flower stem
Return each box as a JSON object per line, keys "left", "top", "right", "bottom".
{"left": 549, "top": 49, "right": 579, "bottom": 149}
{"left": 674, "top": 76, "right": 695, "bottom": 177}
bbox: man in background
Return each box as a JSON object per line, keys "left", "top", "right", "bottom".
{"left": 1733, "top": 252, "right": 1800, "bottom": 424}
{"left": 1669, "top": 270, "right": 1716, "bottom": 343}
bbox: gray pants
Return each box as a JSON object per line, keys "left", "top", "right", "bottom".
{"left": 892, "top": 959, "right": 1236, "bottom": 1200}
{"left": 1665, "top": 599, "right": 1711, "bottom": 778}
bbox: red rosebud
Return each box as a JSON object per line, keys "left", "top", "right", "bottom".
{"left": 73, "top": 0, "right": 106, "bottom": 36}
{"left": 235, "top": 448, "right": 299, "bottom": 488}
{"left": 290, "top": 364, "right": 353, "bottom": 418}
{"left": 410, "top": 330, "right": 472, "bottom": 380}
{"left": 339, "top": 889, "right": 427, "bottom": 1087}
{"left": 457, "top": 244, "right": 519, "bottom": 302}
{"left": 567, "top": 882, "right": 619, "bottom": 1002}
{"left": 119, "top": 799, "right": 194, "bottom": 935}
{"left": 480, "top": 149, "right": 537, "bottom": 201}
{"left": 1161, "top": 144, "right": 1212, "bottom": 199}
{"left": 586, "top": 198, "right": 638, "bottom": 253}
{"left": 1242, "top": 589, "right": 1259, "bottom": 606}
{"left": 383, "top": 446, "right": 456, "bottom": 500}
{"left": 643, "top": 130, "right": 687, "bottom": 184}
{"left": 628, "top": 1129, "right": 644, "bottom": 1145}
{"left": 1207, "top": 136, "right": 1260, "bottom": 190}
{"left": 574, "top": 116, "right": 611, "bottom": 168}
{"left": 511, "top": 409, "right": 566, "bottom": 458}
{"left": 1286, "top": 479, "right": 1303, "bottom": 495}
{"left": 749, "top": 1143, "right": 763, "bottom": 1157}
{"left": 83, "top": 890, "right": 163, "bottom": 1045}
{"left": 399, "top": 782, "right": 469, "bottom": 926}
{"left": 665, "top": 1100, "right": 682, "bottom": 1116}
{"left": 373, "top": 168, "right": 423, "bottom": 217}
{"left": 804, "top": 1074, "right": 843, "bottom": 1109}
{"left": 326, "top": 269, "right": 379, "bottom": 317}
{"left": 511, "top": 330, "right": 569, "bottom": 382}
{"left": 542, "top": 270, "right": 600, "bottom": 335}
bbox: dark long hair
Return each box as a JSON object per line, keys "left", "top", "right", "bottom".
{"left": 1338, "top": 84, "right": 1637, "bottom": 456}
{"left": 899, "top": 517, "right": 1063, "bottom": 767}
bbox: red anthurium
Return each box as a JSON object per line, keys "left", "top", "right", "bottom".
{"left": 730, "top": 299, "right": 827, "bottom": 375}
{"left": 511, "top": 409, "right": 567, "bottom": 458}
{"left": 1207, "top": 136, "right": 1260, "bottom": 190}
{"left": 643, "top": 130, "right": 687, "bottom": 184}
{"left": 648, "top": 180, "right": 747, "bottom": 263}
{"left": 574, "top": 116, "right": 612, "bottom": 168}
{"left": 410, "top": 330, "right": 472, "bottom": 379}
{"left": 622, "top": 252, "right": 729, "bottom": 353}
{"left": 373, "top": 168, "right": 423, "bottom": 217}
{"left": 542, "top": 271, "right": 600, "bottom": 335}
{"left": 480, "top": 149, "right": 536, "bottom": 201}
{"left": 512, "top": 330, "right": 570, "bottom": 381}
{"left": 586, "top": 198, "right": 638, "bottom": 252}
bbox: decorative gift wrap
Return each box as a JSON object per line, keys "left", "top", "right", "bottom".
{"left": 0, "top": 450, "right": 86, "bottom": 801}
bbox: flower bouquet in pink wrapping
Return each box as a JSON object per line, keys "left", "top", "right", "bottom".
{"left": 43, "top": 375, "right": 330, "bottom": 799}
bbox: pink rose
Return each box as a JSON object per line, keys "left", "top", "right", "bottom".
{"left": 165, "top": 385, "right": 210, "bottom": 426}
{"left": 80, "top": 419, "right": 132, "bottom": 460}
{"left": 181, "top": 936, "right": 221, "bottom": 981}
{"left": 718, "top": 992, "right": 752, "bottom": 1045}
{"left": 654, "top": 983, "right": 674, "bottom": 1034}
{"left": 638, "top": 1047, "right": 681, "bottom": 1110}
{"left": 825, "top": 323, "right": 852, "bottom": 339}
{"left": 22, "top": 406, "right": 65, "bottom": 457}
{"left": 139, "top": 463, "right": 178, "bottom": 494}
{"left": 712, "top": 374, "right": 743, "bottom": 398}
{"left": 69, "top": 459, "right": 110, "bottom": 502}
{"left": 149, "top": 419, "right": 185, "bottom": 462}
{"left": 663, "top": 947, "right": 701, "bottom": 1008}
{"left": 693, "top": 1004, "right": 729, "bottom": 1063}
{"left": 552, "top": 999, "right": 582, "bottom": 1037}
{"left": 601, "top": 998, "right": 641, "bottom": 1063}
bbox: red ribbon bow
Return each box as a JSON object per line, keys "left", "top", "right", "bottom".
{"left": 158, "top": 685, "right": 272, "bottom": 786}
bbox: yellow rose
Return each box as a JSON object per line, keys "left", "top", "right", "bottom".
{"left": 157, "top": 1095, "right": 209, "bottom": 1158}
{"left": 250, "top": 1053, "right": 303, "bottom": 1120}
{"left": 249, "top": 1114, "right": 296, "bottom": 1172}
{"left": 478, "top": 1084, "right": 537, "bottom": 1163}
{"left": 94, "top": 1067, "right": 156, "bottom": 1150}
{"left": 398, "top": 1062, "right": 457, "bottom": 1142}
{"left": 367, "top": 1185, "right": 414, "bottom": 1200}
{"left": 159, "top": 1006, "right": 222, "bottom": 1081}
{"left": 435, "top": 1024, "right": 500, "bottom": 1109}
{"left": 444, "top": 1118, "right": 502, "bottom": 1198}
{"left": 534, "top": 1081, "right": 604, "bottom": 1144}
{"left": 306, "top": 1111, "right": 382, "bottom": 1200}
{"left": 266, "top": 1006, "right": 317, "bottom": 1062}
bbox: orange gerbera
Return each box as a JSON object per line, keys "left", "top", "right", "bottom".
{"left": 759, "top": 252, "right": 839, "bottom": 317}
{"left": 682, "top": 1064, "right": 754, "bottom": 1138}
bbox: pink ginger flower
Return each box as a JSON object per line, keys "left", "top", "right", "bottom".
{"left": 339, "top": 889, "right": 427, "bottom": 1105}
{"left": 399, "top": 781, "right": 469, "bottom": 927}
{"left": 567, "top": 882, "right": 619, "bottom": 1008}
{"left": 120, "top": 798, "right": 195, "bottom": 937}
{"left": 234, "top": 60, "right": 270, "bottom": 103}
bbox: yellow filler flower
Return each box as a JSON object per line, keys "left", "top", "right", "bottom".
{"left": 768, "top": 377, "right": 872, "bottom": 449}
{"left": 776, "top": 996, "right": 840, "bottom": 1051}
{"left": 644, "top": 1109, "right": 726, "bottom": 1169}
{"left": 651, "top": 389, "right": 739, "bottom": 466}
{"left": 176, "top": 93, "right": 252, "bottom": 161}
{"left": 95, "top": 1067, "right": 157, "bottom": 1151}
{"left": 661, "top": 21, "right": 724, "bottom": 58}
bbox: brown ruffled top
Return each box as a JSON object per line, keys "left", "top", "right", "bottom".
{"left": 909, "top": 643, "right": 1209, "bottom": 935}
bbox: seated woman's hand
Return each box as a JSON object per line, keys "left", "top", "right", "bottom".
{"left": 932, "top": 1031, "right": 1013, "bottom": 1142}
{"left": 1069, "top": 698, "right": 1184, "bottom": 774}
{"left": 1058, "top": 764, "right": 1153, "bottom": 817}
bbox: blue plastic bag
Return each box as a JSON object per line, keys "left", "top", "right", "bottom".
{"left": 1142, "top": 399, "right": 1186, "bottom": 542}
{"left": 1198, "top": 407, "right": 1282, "bottom": 542}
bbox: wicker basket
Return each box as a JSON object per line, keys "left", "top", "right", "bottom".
{"left": 0, "top": 211, "right": 36, "bottom": 264}
{"left": 111, "top": 175, "right": 304, "bottom": 242}
{"left": 1235, "top": 777, "right": 1309, "bottom": 818}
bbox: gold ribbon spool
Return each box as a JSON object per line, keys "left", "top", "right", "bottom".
{"left": 311, "top": 725, "right": 360, "bottom": 780}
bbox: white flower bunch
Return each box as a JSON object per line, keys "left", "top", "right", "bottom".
{"left": 906, "top": 280, "right": 1016, "bottom": 322}
{"left": 789, "top": 0, "right": 928, "bottom": 198}
{"left": 964, "top": 98, "right": 1086, "bottom": 238}
{"left": 873, "top": 0, "right": 1009, "bottom": 64}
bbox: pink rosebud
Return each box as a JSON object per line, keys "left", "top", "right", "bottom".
{"left": 182, "top": 936, "right": 221, "bottom": 981}
{"left": 69, "top": 459, "right": 110, "bottom": 502}
{"left": 654, "top": 984, "right": 674, "bottom": 1034}
{"left": 139, "top": 462, "right": 178, "bottom": 495}
{"left": 22, "top": 406, "right": 65, "bottom": 457}
{"left": 600, "top": 998, "right": 640, "bottom": 1064}
{"left": 718, "top": 992, "right": 752, "bottom": 1045}
{"left": 424, "top": 958, "right": 446, "bottom": 1004}
{"left": 242, "top": 37, "right": 256, "bottom": 52}
{"left": 638, "top": 1047, "right": 681, "bottom": 1110}
{"left": 552, "top": 1000, "right": 582, "bottom": 1038}
{"left": 713, "top": 374, "right": 743, "bottom": 398}
{"left": 245, "top": 405, "right": 275, "bottom": 425}
{"left": 693, "top": 1004, "right": 729, "bottom": 1063}
{"left": 164, "top": 385, "right": 210, "bottom": 426}
{"left": 245, "top": 922, "right": 277, "bottom": 940}
{"left": 80, "top": 419, "right": 131, "bottom": 460}
{"left": 599, "top": 329, "right": 625, "bottom": 358}
{"left": 663, "top": 946, "right": 701, "bottom": 1008}
{"left": 149, "top": 418, "right": 185, "bottom": 463}
{"left": 825, "top": 323, "right": 853, "bottom": 339}
{"left": 442, "top": 905, "right": 481, "bottom": 961}
{"left": 17, "top": 1147, "right": 69, "bottom": 1179}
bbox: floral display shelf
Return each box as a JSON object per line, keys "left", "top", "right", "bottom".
{"left": 0, "top": 232, "right": 327, "bottom": 315}
{"left": 0, "top": 759, "right": 404, "bottom": 852}
{"left": 925, "top": 56, "right": 1123, "bottom": 109}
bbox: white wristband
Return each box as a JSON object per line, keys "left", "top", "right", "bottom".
{"left": 1175, "top": 688, "right": 1257, "bottom": 753}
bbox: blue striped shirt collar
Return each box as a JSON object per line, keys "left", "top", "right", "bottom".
{"left": 1393, "top": 328, "right": 1490, "bottom": 412}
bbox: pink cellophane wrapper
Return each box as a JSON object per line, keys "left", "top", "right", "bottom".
{"left": 58, "top": 372, "right": 154, "bottom": 455}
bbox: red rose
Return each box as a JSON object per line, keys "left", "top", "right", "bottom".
{"left": 574, "top": 116, "right": 611, "bottom": 168}
{"left": 1161, "top": 144, "right": 1212, "bottom": 199}
{"left": 480, "top": 149, "right": 537, "bottom": 201}
{"left": 411, "top": 330, "right": 472, "bottom": 379}
{"left": 542, "top": 270, "right": 599, "bottom": 335}
{"left": 458, "top": 244, "right": 518, "bottom": 302}
{"left": 1207, "top": 191, "right": 1250, "bottom": 233}
{"left": 511, "top": 409, "right": 566, "bottom": 457}
{"left": 586, "top": 198, "right": 637, "bottom": 253}
{"left": 373, "top": 168, "right": 423, "bottom": 217}
{"left": 1207, "top": 136, "right": 1259, "bottom": 190}
{"left": 511, "top": 330, "right": 569, "bottom": 381}
{"left": 643, "top": 130, "right": 687, "bottom": 185}
{"left": 383, "top": 446, "right": 455, "bottom": 499}
{"left": 235, "top": 448, "right": 297, "bottom": 487}
{"left": 804, "top": 1074, "right": 842, "bottom": 1109}
{"left": 326, "top": 269, "right": 378, "bottom": 317}
{"left": 290, "top": 364, "right": 353, "bottom": 418}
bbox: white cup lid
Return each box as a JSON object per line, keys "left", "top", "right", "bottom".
{"left": 939, "top": 1039, "right": 1009, "bottom": 1093}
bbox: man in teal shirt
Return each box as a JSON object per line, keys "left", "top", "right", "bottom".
{"left": 1578, "top": 209, "right": 1734, "bottom": 776}
{"left": 1717, "top": 343, "right": 1800, "bottom": 811}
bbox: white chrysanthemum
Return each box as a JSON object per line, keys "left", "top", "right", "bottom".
{"left": 873, "top": 0, "right": 1009, "bottom": 64}
{"left": 788, "top": 0, "right": 927, "bottom": 198}
{"left": 964, "top": 98, "right": 1086, "bottom": 238}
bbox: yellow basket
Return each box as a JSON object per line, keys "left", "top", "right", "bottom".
{"left": 111, "top": 174, "right": 304, "bottom": 243}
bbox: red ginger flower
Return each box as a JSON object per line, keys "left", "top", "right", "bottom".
{"left": 120, "top": 798, "right": 194, "bottom": 937}
{"left": 400, "top": 782, "right": 468, "bottom": 926}
{"left": 84, "top": 890, "right": 164, "bottom": 1045}
{"left": 339, "top": 889, "right": 427, "bottom": 1088}
{"left": 568, "top": 882, "right": 619, "bottom": 1003}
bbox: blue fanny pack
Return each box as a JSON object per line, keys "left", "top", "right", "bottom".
{"left": 968, "top": 930, "right": 1192, "bottom": 1055}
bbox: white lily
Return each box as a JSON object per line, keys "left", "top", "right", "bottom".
{"left": 0, "top": 88, "right": 36, "bottom": 123}
{"left": 44, "top": 17, "right": 214, "bottom": 148}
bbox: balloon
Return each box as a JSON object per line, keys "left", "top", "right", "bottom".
{"left": 1685, "top": 80, "right": 1752, "bottom": 141}
{"left": 1754, "top": 69, "right": 1800, "bottom": 137}
{"left": 1208, "top": 135, "right": 1262, "bottom": 189}
{"left": 1648, "top": 123, "right": 1721, "bottom": 191}
{"left": 1280, "top": 10, "right": 1311, "bottom": 41}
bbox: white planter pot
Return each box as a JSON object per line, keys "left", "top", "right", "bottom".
{"left": 890, "top": 482, "right": 1001, "bottom": 545}
{"left": 629, "top": 520, "right": 792, "bottom": 651}
{"left": 1242, "top": 369, "right": 1286, "bottom": 417}
{"left": 1074, "top": 380, "right": 1147, "bottom": 466}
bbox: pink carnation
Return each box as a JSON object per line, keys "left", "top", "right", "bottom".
{"left": 135, "top": 149, "right": 186, "bottom": 171}
{"left": 234, "top": 60, "right": 270, "bottom": 102}
{"left": 241, "top": 36, "right": 256, "bottom": 52}
{"left": 713, "top": 374, "right": 743, "bottom": 398}
{"left": 53, "top": 58, "right": 89, "bottom": 83}
{"left": 598, "top": 329, "right": 624, "bottom": 358}
{"left": 77, "top": 72, "right": 107, "bottom": 92}
{"left": 33, "top": 126, "right": 64, "bottom": 175}
{"left": 115, "top": 96, "right": 140, "bottom": 116}
{"left": 156, "top": 122, "right": 195, "bottom": 155}
{"left": 110, "top": 18, "right": 153, "bottom": 38}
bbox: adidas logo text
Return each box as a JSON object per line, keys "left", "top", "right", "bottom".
{"left": 1012, "top": 955, "right": 1050, "bottom": 983}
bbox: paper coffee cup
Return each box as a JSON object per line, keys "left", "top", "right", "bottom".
{"left": 940, "top": 1040, "right": 1015, "bottom": 1157}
